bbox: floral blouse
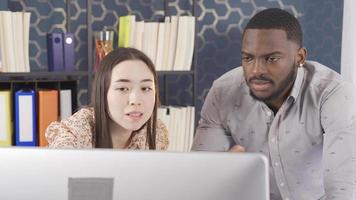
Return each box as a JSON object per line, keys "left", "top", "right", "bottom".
{"left": 45, "top": 107, "right": 169, "bottom": 150}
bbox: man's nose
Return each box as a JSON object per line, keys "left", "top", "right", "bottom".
{"left": 251, "top": 59, "right": 267, "bottom": 75}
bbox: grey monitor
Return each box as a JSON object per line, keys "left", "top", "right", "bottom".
{"left": 0, "top": 148, "right": 269, "bottom": 200}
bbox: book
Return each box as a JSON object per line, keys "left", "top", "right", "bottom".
{"left": 173, "top": 16, "right": 195, "bottom": 71}
{"left": 173, "top": 16, "right": 188, "bottom": 71}
{"left": 47, "top": 33, "right": 64, "bottom": 71}
{"left": 63, "top": 33, "right": 75, "bottom": 71}
{"left": 118, "top": 15, "right": 135, "bottom": 48}
{"left": 127, "top": 15, "right": 136, "bottom": 47}
{"left": 132, "top": 20, "right": 144, "bottom": 51}
{"left": 1, "top": 11, "right": 15, "bottom": 72}
{"left": 38, "top": 90, "right": 58, "bottom": 147}
{"left": 0, "top": 12, "right": 5, "bottom": 72}
{"left": 15, "top": 89, "right": 37, "bottom": 146}
{"left": 183, "top": 17, "right": 196, "bottom": 71}
{"left": 142, "top": 22, "right": 159, "bottom": 65}
{"left": 155, "top": 22, "right": 166, "bottom": 70}
{"left": 60, "top": 89, "right": 72, "bottom": 120}
{"left": 23, "top": 12, "right": 31, "bottom": 72}
{"left": 0, "top": 91, "right": 12, "bottom": 146}
{"left": 161, "top": 17, "right": 171, "bottom": 71}
{"left": 0, "top": 48, "right": 2, "bottom": 72}
{"left": 166, "top": 16, "right": 178, "bottom": 71}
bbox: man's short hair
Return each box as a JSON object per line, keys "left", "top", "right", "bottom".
{"left": 243, "top": 8, "right": 303, "bottom": 47}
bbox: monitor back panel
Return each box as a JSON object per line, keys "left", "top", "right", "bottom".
{"left": 0, "top": 148, "right": 269, "bottom": 200}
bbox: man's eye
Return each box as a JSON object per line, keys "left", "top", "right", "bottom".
{"left": 266, "top": 56, "right": 280, "bottom": 63}
{"left": 242, "top": 56, "right": 252, "bottom": 63}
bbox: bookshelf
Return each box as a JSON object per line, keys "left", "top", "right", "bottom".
{"left": 1, "top": 0, "right": 197, "bottom": 107}
{"left": 0, "top": 78, "right": 78, "bottom": 116}
{"left": 86, "top": 0, "right": 197, "bottom": 108}
{"left": 0, "top": 0, "right": 197, "bottom": 149}
{"left": 0, "top": 71, "right": 88, "bottom": 78}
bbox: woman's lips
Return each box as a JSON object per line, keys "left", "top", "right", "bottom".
{"left": 125, "top": 111, "right": 143, "bottom": 120}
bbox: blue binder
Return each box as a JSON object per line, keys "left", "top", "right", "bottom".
{"left": 63, "top": 33, "right": 75, "bottom": 71}
{"left": 14, "top": 89, "right": 37, "bottom": 146}
{"left": 47, "top": 33, "right": 64, "bottom": 71}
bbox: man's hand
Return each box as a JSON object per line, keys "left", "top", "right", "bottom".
{"left": 228, "top": 145, "right": 246, "bottom": 152}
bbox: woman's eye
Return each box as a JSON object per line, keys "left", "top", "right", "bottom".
{"left": 142, "top": 87, "right": 153, "bottom": 92}
{"left": 116, "top": 87, "right": 129, "bottom": 92}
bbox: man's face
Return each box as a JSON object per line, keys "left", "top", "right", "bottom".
{"left": 242, "top": 29, "right": 300, "bottom": 103}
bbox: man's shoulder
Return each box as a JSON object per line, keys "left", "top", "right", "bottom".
{"left": 303, "top": 61, "right": 349, "bottom": 98}
{"left": 212, "top": 66, "right": 245, "bottom": 89}
{"left": 304, "top": 61, "right": 341, "bottom": 81}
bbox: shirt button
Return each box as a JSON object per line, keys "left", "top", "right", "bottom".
{"left": 274, "top": 162, "right": 279, "bottom": 166}
{"left": 280, "top": 182, "right": 285, "bottom": 187}
{"left": 271, "top": 138, "right": 276, "bottom": 143}
{"left": 266, "top": 111, "right": 272, "bottom": 116}
{"left": 285, "top": 198, "right": 290, "bottom": 200}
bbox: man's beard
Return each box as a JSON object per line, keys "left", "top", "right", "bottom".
{"left": 248, "top": 64, "right": 298, "bottom": 102}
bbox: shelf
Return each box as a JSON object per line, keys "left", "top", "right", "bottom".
{"left": 89, "top": 70, "right": 194, "bottom": 76}
{"left": 157, "top": 70, "right": 194, "bottom": 75}
{"left": 0, "top": 71, "right": 88, "bottom": 79}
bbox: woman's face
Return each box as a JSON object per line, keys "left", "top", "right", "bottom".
{"left": 107, "top": 59, "right": 155, "bottom": 131}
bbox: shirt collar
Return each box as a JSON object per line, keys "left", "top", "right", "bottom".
{"left": 288, "top": 66, "right": 305, "bottom": 103}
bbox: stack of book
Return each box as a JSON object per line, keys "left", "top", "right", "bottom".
{"left": 118, "top": 15, "right": 195, "bottom": 71}
{"left": 0, "top": 11, "right": 31, "bottom": 72}
{"left": 158, "top": 106, "right": 195, "bottom": 152}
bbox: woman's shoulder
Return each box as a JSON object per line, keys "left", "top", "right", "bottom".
{"left": 45, "top": 107, "right": 94, "bottom": 148}
{"left": 72, "top": 107, "right": 94, "bottom": 120}
{"left": 155, "top": 119, "right": 169, "bottom": 150}
{"left": 61, "top": 107, "right": 94, "bottom": 129}
{"left": 129, "top": 119, "right": 169, "bottom": 150}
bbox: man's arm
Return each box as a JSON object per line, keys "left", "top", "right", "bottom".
{"left": 320, "top": 82, "right": 356, "bottom": 200}
{"left": 191, "top": 84, "right": 235, "bottom": 151}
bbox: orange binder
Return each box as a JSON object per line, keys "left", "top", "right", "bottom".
{"left": 38, "top": 90, "right": 58, "bottom": 147}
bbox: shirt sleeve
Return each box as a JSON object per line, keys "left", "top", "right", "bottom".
{"left": 155, "top": 119, "right": 169, "bottom": 150}
{"left": 320, "top": 82, "right": 356, "bottom": 199}
{"left": 191, "top": 84, "right": 235, "bottom": 151}
{"left": 45, "top": 108, "right": 94, "bottom": 148}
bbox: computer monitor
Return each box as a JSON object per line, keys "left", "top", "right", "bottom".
{"left": 0, "top": 148, "right": 269, "bottom": 200}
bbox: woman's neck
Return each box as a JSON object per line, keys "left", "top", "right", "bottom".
{"left": 109, "top": 121, "right": 133, "bottom": 149}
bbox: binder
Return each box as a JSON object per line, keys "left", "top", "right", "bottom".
{"left": 60, "top": 89, "right": 72, "bottom": 120}
{"left": 15, "top": 89, "right": 37, "bottom": 146}
{"left": 62, "top": 33, "right": 75, "bottom": 71}
{"left": 38, "top": 90, "right": 58, "bottom": 147}
{"left": 47, "top": 33, "right": 64, "bottom": 71}
{"left": 0, "top": 91, "right": 12, "bottom": 146}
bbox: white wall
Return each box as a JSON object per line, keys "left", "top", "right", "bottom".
{"left": 341, "top": 0, "right": 356, "bottom": 86}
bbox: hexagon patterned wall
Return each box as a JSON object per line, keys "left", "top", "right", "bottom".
{"left": 7, "top": 0, "right": 343, "bottom": 122}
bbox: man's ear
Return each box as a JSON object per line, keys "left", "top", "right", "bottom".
{"left": 297, "top": 47, "right": 307, "bottom": 66}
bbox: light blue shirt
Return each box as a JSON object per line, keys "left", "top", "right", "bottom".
{"left": 192, "top": 61, "right": 356, "bottom": 200}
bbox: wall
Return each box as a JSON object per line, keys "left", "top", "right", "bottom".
{"left": 195, "top": 0, "right": 343, "bottom": 117}
{"left": 6, "top": 0, "right": 344, "bottom": 120}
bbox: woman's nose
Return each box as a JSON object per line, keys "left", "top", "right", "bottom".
{"left": 128, "top": 91, "right": 141, "bottom": 106}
